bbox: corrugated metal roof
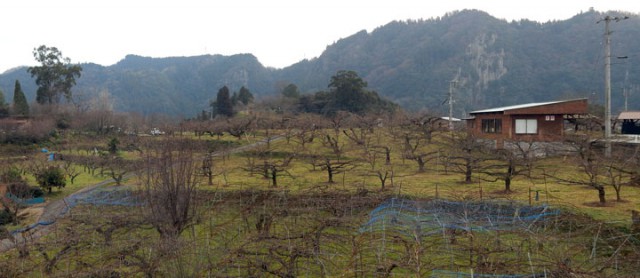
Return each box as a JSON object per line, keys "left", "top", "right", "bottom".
{"left": 618, "top": 111, "right": 640, "bottom": 120}
{"left": 469, "top": 99, "right": 582, "bottom": 114}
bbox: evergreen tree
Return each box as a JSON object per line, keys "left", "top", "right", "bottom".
{"left": 0, "top": 89, "right": 8, "bottom": 118}
{"left": 237, "top": 86, "right": 254, "bottom": 105}
{"left": 215, "top": 86, "right": 234, "bottom": 117}
{"left": 281, "top": 83, "right": 300, "bottom": 99}
{"left": 12, "top": 80, "right": 29, "bottom": 117}
{"left": 230, "top": 92, "right": 238, "bottom": 106}
{"left": 36, "top": 166, "right": 66, "bottom": 193}
{"left": 328, "top": 70, "right": 369, "bottom": 114}
{"left": 28, "top": 45, "right": 82, "bottom": 104}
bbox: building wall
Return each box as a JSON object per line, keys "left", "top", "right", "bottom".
{"left": 509, "top": 114, "right": 564, "bottom": 142}
{"left": 467, "top": 113, "right": 565, "bottom": 146}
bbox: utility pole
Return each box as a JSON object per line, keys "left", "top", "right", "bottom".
{"left": 448, "top": 79, "right": 457, "bottom": 131}
{"left": 623, "top": 70, "right": 630, "bottom": 111}
{"left": 623, "top": 86, "right": 629, "bottom": 112}
{"left": 599, "top": 15, "right": 628, "bottom": 157}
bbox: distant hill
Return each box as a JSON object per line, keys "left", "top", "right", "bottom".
{"left": 2, "top": 9, "right": 639, "bottom": 117}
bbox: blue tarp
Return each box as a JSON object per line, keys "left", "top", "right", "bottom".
{"left": 5, "top": 193, "right": 45, "bottom": 206}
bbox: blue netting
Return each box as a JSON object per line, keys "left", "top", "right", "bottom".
{"left": 10, "top": 187, "right": 141, "bottom": 235}
{"left": 359, "top": 198, "right": 559, "bottom": 237}
{"left": 430, "top": 269, "right": 546, "bottom": 278}
{"left": 5, "top": 193, "right": 45, "bottom": 206}
{"left": 67, "top": 187, "right": 142, "bottom": 207}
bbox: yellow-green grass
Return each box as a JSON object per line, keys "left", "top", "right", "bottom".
{"left": 3, "top": 128, "right": 639, "bottom": 276}
{"left": 194, "top": 129, "right": 640, "bottom": 227}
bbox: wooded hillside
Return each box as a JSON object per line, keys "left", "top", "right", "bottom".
{"left": 1, "top": 9, "right": 638, "bottom": 117}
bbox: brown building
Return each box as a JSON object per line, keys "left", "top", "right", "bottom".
{"left": 466, "top": 99, "right": 588, "bottom": 146}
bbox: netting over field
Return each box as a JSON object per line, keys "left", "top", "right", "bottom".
{"left": 430, "top": 270, "right": 546, "bottom": 278}
{"left": 359, "top": 198, "right": 560, "bottom": 237}
{"left": 11, "top": 187, "right": 140, "bottom": 235}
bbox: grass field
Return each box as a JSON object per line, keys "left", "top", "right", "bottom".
{"left": 1, "top": 128, "right": 639, "bottom": 276}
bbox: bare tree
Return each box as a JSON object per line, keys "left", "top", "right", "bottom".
{"left": 476, "top": 141, "right": 540, "bottom": 192}
{"left": 549, "top": 135, "right": 634, "bottom": 204}
{"left": 138, "top": 138, "right": 200, "bottom": 238}
{"left": 102, "top": 156, "right": 135, "bottom": 185}
{"left": 313, "top": 158, "right": 357, "bottom": 184}
{"left": 225, "top": 115, "right": 255, "bottom": 140}
{"left": 244, "top": 147, "right": 296, "bottom": 187}
{"left": 441, "top": 131, "right": 491, "bottom": 184}
{"left": 61, "top": 160, "right": 82, "bottom": 184}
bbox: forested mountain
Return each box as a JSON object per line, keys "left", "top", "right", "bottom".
{"left": 1, "top": 9, "right": 639, "bottom": 117}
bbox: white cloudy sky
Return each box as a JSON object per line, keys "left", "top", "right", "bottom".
{"left": 1, "top": 0, "right": 638, "bottom": 73}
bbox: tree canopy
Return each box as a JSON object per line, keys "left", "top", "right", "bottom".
{"left": 237, "top": 86, "right": 254, "bottom": 106}
{"left": 0, "top": 89, "right": 8, "bottom": 118}
{"left": 214, "top": 86, "right": 234, "bottom": 117}
{"left": 298, "top": 70, "right": 397, "bottom": 115}
{"left": 281, "top": 83, "right": 300, "bottom": 99}
{"left": 12, "top": 80, "right": 29, "bottom": 117}
{"left": 28, "top": 45, "right": 82, "bottom": 104}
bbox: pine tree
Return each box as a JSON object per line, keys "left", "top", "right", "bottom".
{"left": 0, "top": 89, "right": 8, "bottom": 118}
{"left": 237, "top": 86, "right": 254, "bottom": 105}
{"left": 13, "top": 80, "right": 29, "bottom": 117}
{"left": 215, "top": 86, "right": 234, "bottom": 117}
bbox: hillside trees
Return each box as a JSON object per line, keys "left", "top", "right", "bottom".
{"left": 326, "top": 70, "right": 397, "bottom": 115}
{"left": 28, "top": 45, "right": 82, "bottom": 104}
{"left": 281, "top": 83, "right": 300, "bottom": 99}
{"left": 12, "top": 80, "right": 29, "bottom": 117}
{"left": 297, "top": 70, "right": 398, "bottom": 116}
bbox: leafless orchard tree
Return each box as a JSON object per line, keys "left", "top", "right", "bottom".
{"left": 243, "top": 146, "right": 296, "bottom": 187}
{"left": 102, "top": 155, "right": 135, "bottom": 185}
{"left": 138, "top": 138, "right": 200, "bottom": 239}
{"left": 225, "top": 115, "right": 255, "bottom": 140}
{"left": 476, "top": 141, "right": 541, "bottom": 192}
{"left": 313, "top": 157, "right": 357, "bottom": 184}
{"left": 550, "top": 135, "right": 638, "bottom": 204}
{"left": 441, "top": 131, "right": 492, "bottom": 184}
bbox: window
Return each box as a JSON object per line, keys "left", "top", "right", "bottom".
{"left": 545, "top": 115, "right": 555, "bottom": 121}
{"left": 481, "top": 119, "right": 502, "bottom": 133}
{"left": 515, "top": 119, "right": 537, "bottom": 134}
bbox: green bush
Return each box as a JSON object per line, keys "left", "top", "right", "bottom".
{"left": 35, "top": 166, "right": 66, "bottom": 193}
{"left": 0, "top": 207, "right": 14, "bottom": 226}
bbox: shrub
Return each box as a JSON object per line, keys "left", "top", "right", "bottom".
{"left": 0, "top": 207, "right": 13, "bottom": 226}
{"left": 35, "top": 166, "right": 66, "bottom": 193}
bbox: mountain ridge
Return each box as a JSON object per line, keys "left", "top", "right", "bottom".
{"left": 1, "top": 9, "right": 638, "bottom": 117}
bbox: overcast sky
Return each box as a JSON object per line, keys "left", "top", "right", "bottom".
{"left": 1, "top": 0, "right": 638, "bottom": 73}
